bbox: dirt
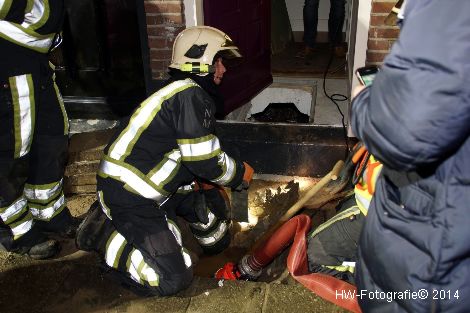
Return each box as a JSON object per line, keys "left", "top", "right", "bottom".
{"left": 0, "top": 177, "right": 347, "bottom": 313}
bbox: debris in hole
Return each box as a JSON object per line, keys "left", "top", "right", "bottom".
{"left": 248, "top": 103, "right": 309, "bottom": 123}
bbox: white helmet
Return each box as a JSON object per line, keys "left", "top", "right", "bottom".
{"left": 169, "top": 26, "right": 242, "bottom": 74}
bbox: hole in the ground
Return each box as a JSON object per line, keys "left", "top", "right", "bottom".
{"left": 187, "top": 177, "right": 325, "bottom": 282}
{"left": 249, "top": 103, "right": 310, "bottom": 123}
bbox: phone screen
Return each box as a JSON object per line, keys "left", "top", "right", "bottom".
{"left": 356, "top": 66, "right": 379, "bottom": 87}
{"left": 361, "top": 73, "right": 377, "bottom": 87}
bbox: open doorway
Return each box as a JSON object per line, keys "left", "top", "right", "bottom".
{"left": 186, "top": 0, "right": 364, "bottom": 128}
{"left": 269, "top": 0, "right": 353, "bottom": 129}
{"left": 271, "top": 0, "right": 347, "bottom": 79}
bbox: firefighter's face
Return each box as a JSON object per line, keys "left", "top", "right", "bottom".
{"left": 213, "top": 57, "right": 226, "bottom": 85}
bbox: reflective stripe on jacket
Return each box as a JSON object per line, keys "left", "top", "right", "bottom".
{"left": 354, "top": 155, "right": 382, "bottom": 215}
{"left": 0, "top": 0, "right": 63, "bottom": 52}
{"left": 99, "top": 78, "right": 244, "bottom": 202}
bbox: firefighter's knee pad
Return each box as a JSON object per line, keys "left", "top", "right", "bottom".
{"left": 150, "top": 251, "right": 193, "bottom": 296}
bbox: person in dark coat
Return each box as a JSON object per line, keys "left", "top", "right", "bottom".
{"left": 350, "top": 0, "right": 470, "bottom": 312}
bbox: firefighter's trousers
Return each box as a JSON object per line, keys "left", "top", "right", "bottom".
{"left": 306, "top": 195, "right": 364, "bottom": 284}
{"left": 94, "top": 176, "right": 231, "bottom": 296}
{"left": 0, "top": 41, "right": 69, "bottom": 250}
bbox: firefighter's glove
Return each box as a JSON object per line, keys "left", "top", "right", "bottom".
{"left": 193, "top": 191, "right": 210, "bottom": 225}
{"left": 233, "top": 162, "right": 254, "bottom": 191}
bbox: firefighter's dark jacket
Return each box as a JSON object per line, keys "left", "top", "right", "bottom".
{"left": 0, "top": 0, "right": 64, "bottom": 77}
{"left": 351, "top": 0, "right": 470, "bottom": 312}
{"left": 0, "top": 0, "right": 63, "bottom": 40}
{"left": 98, "top": 72, "right": 245, "bottom": 204}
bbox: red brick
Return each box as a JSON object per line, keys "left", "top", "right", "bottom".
{"left": 150, "top": 60, "right": 167, "bottom": 71}
{"left": 367, "top": 39, "right": 395, "bottom": 51}
{"left": 366, "top": 51, "right": 389, "bottom": 63}
{"left": 155, "top": 13, "right": 184, "bottom": 25}
{"left": 149, "top": 49, "right": 173, "bottom": 60}
{"left": 370, "top": 14, "right": 389, "bottom": 27}
{"left": 148, "top": 26, "right": 184, "bottom": 39}
{"left": 144, "top": 1, "right": 183, "bottom": 14}
{"left": 148, "top": 37, "right": 168, "bottom": 49}
{"left": 145, "top": 14, "right": 157, "bottom": 25}
{"left": 371, "top": 2, "right": 396, "bottom": 14}
{"left": 368, "top": 27, "right": 400, "bottom": 39}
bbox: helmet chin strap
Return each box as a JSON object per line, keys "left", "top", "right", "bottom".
{"left": 180, "top": 62, "right": 215, "bottom": 73}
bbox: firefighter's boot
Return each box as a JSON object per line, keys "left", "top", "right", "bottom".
{"left": 11, "top": 225, "right": 61, "bottom": 260}
{"left": 75, "top": 201, "right": 113, "bottom": 253}
{"left": 35, "top": 208, "right": 82, "bottom": 239}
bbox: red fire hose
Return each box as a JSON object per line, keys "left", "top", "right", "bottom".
{"left": 216, "top": 214, "right": 361, "bottom": 313}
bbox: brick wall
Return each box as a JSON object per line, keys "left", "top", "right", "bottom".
{"left": 141, "top": 1, "right": 400, "bottom": 78}
{"left": 144, "top": 0, "right": 186, "bottom": 80}
{"left": 366, "top": 0, "right": 401, "bottom": 66}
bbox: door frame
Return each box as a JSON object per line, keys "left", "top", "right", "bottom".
{"left": 184, "top": 0, "right": 372, "bottom": 129}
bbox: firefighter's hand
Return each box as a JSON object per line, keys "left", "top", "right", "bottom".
{"left": 233, "top": 162, "right": 254, "bottom": 191}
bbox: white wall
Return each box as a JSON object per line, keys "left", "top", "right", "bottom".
{"left": 184, "top": 0, "right": 202, "bottom": 26}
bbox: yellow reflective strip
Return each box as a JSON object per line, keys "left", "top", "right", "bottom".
{"left": 324, "top": 264, "right": 355, "bottom": 274}
{"left": 105, "top": 231, "right": 127, "bottom": 269}
{"left": 97, "top": 191, "right": 112, "bottom": 220}
{"left": 212, "top": 153, "right": 237, "bottom": 185}
{"left": 309, "top": 206, "right": 361, "bottom": 238}
{"left": 8, "top": 210, "right": 33, "bottom": 229}
{"left": 9, "top": 75, "right": 34, "bottom": 158}
{"left": 24, "top": 179, "right": 62, "bottom": 202}
{"left": 167, "top": 219, "right": 182, "bottom": 246}
{"left": 0, "top": 21, "right": 54, "bottom": 52}
{"left": 108, "top": 79, "right": 198, "bottom": 161}
{"left": 25, "top": 0, "right": 34, "bottom": 13}
{"left": 12, "top": 218, "right": 33, "bottom": 239}
{"left": 52, "top": 77, "right": 69, "bottom": 135}
{"left": 147, "top": 149, "right": 181, "bottom": 187}
{"left": 9, "top": 76, "right": 21, "bottom": 157}
{"left": 2, "top": 202, "right": 28, "bottom": 224}
{"left": 181, "top": 150, "right": 220, "bottom": 162}
{"left": 354, "top": 190, "right": 371, "bottom": 216}
{"left": 113, "top": 240, "right": 127, "bottom": 269}
{"left": 30, "top": 0, "right": 50, "bottom": 30}
{"left": 29, "top": 196, "right": 66, "bottom": 221}
{"left": 0, "top": 0, "right": 13, "bottom": 19}
{"left": 194, "top": 221, "right": 228, "bottom": 246}
{"left": 25, "top": 74, "right": 35, "bottom": 153}
{"left": 177, "top": 134, "right": 216, "bottom": 145}
{"left": 100, "top": 156, "right": 169, "bottom": 198}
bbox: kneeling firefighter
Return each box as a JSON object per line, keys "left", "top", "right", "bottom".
{"left": 76, "top": 26, "right": 254, "bottom": 296}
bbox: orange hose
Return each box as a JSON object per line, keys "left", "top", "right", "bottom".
{"left": 250, "top": 215, "right": 361, "bottom": 313}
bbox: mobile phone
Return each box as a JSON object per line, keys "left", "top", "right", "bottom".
{"left": 355, "top": 66, "right": 379, "bottom": 86}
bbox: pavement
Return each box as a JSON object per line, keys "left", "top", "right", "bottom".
{"left": 0, "top": 249, "right": 348, "bottom": 313}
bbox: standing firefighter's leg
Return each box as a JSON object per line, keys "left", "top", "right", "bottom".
{"left": 0, "top": 72, "right": 59, "bottom": 259}
{"left": 306, "top": 196, "right": 364, "bottom": 284}
{"left": 29, "top": 64, "right": 79, "bottom": 238}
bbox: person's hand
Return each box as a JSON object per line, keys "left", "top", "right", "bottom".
{"left": 233, "top": 162, "right": 254, "bottom": 191}
{"left": 352, "top": 85, "right": 366, "bottom": 100}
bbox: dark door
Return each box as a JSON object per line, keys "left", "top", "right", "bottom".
{"left": 204, "top": 0, "right": 272, "bottom": 115}
{"left": 51, "top": 0, "right": 146, "bottom": 118}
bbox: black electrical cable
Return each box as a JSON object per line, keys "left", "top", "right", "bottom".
{"left": 321, "top": 22, "right": 350, "bottom": 159}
